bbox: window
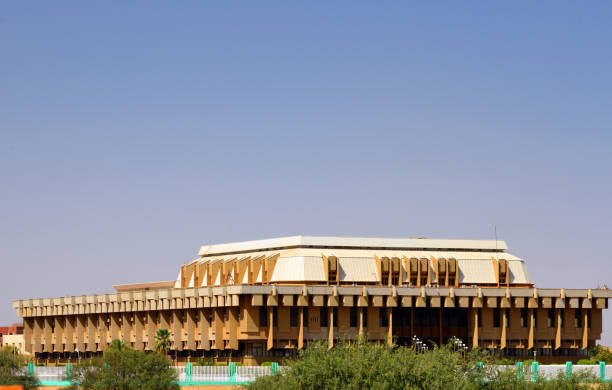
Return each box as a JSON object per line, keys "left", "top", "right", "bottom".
{"left": 587, "top": 310, "right": 591, "bottom": 329}
{"left": 574, "top": 309, "right": 582, "bottom": 328}
{"left": 350, "top": 307, "right": 358, "bottom": 328}
{"left": 379, "top": 308, "right": 389, "bottom": 328}
{"left": 493, "top": 309, "right": 501, "bottom": 328}
{"left": 273, "top": 307, "right": 278, "bottom": 326}
{"left": 504, "top": 309, "right": 509, "bottom": 328}
{"left": 246, "top": 343, "right": 263, "bottom": 357}
{"left": 320, "top": 307, "right": 329, "bottom": 327}
{"left": 534, "top": 311, "right": 538, "bottom": 329}
{"left": 363, "top": 308, "right": 368, "bottom": 327}
{"left": 259, "top": 307, "right": 268, "bottom": 327}
{"left": 333, "top": 307, "right": 338, "bottom": 328}
{"left": 477, "top": 309, "right": 482, "bottom": 328}
{"left": 303, "top": 307, "right": 309, "bottom": 327}
{"left": 290, "top": 307, "right": 298, "bottom": 327}
{"left": 547, "top": 309, "right": 555, "bottom": 328}
{"left": 520, "top": 308, "right": 528, "bottom": 328}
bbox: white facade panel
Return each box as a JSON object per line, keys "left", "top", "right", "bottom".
{"left": 508, "top": 260, "right": 531, "bottom": 284}
{"left": 338, "top": 257, "right": 379, "bottom": 282}
{"left": 270, "top": 257, "right": 326, "bottom": 282}
{"left": 457, "top": 259, "right": 496, "bottom": 284}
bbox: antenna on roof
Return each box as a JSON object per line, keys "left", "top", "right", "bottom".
{"left": 494, "top": 225, "right": 499, "bottom": 260}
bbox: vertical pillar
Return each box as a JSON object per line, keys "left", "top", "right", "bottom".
{"left": 87, "top": 315, "right": 96, "bottom": 352}
{"left": 33, "top": 317, "right": 43, "bottom": 354}
{"left": 186, "top": 309, "right": 196, "bottom": 351}
{"left": 555, "top": 309, "right": 561, "bottom": 350}
{"left": 199, "top": 309, "right": 210, "bottom": 351}
{"left": 388, "top": 308, "right": 393, "bottom": 346}
{"left": 123, "top": 312, "right": 134, "bottom": 345}
{"left": 228, "top": 307, "right": 238, "bottom": 350}
{"left": 528, "top": 309, "right": 534, "bottom": 350}
{"left": 65, "top": 316, "right": 75, "bottom": 353}
{"left": 98, "top": 314, "right": 108, "bottom": 351}
{"left": 328, "top": 307, "right": 334, "bottom": 348}
{"left": 358, "top": 307, "right": 364, "bottom": 338}
{"left": 54, "top": 317, "right": 64, "bottom": 353}
{"left": 160, "top": 311, "right": 170, "bottom": 331}
{"left": 134, "top": 312, "right": 145, "bottom": 351}
{"left": 110, "top": 313, "right": 120, "bottom": 341}
{"left": 76, "top": 315, "right": 86, "bottom": 353}
{"left": 500, "top": 309, "right": 507, "bottom": 350}
{"left": 172, "top": 310, "right": 183, "bottom": 351}
{"left": 215, "top": 308, "right": 225, "bottom": 351}
{"left": 582, "top": 310, "right": 589, "bottom": 350}
{"left": 298, "top": 307, "right": 304, "bottom": 349}
{"left": 43, "top": 317, "right": 53, "bottom": 353}
{"left": 146, "top": 312, "right": 156, "bottom": 351}
{"left": 267, "top": 307, "right": 274, "bottom": 350}
{"left": 473, "top": 309, "right": 479, "bottom": 348}
{"left": 23, "top": 318, "right": 33, "bottom": 354}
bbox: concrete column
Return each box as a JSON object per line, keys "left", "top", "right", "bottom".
{"left": 528, "top": 309, "right": 534, "bottom": 350}
{"left": 582, "top": 310, "right": 589, "bottom": 350}
{"left": 23, "top": 318, "right": 33, "bottom": 354}
{"left": 65, "top": 316, "right": 75, "bottom": 352}
{"left": 228, "top": 307, "right": 238, "bottom": 350}
{"left": 328, "top": 308, "right": 334, "bottom": 348}
{"left": 146, "top": 312, "right": 156, "bottom": 351}
{"left": 160, "top": 311, "right": 170, "bottom": 331}
{"left": 555, "top": 309, "right": 561, "bottom": 350}
{"left": 357, "top": 307, "right": 365, "bottom": 339}
{"left": 473, "top": 309, "right": 479, "bottom": 348}
{"left": 54, "top": 317, "right": 64, "bottom": 353}
{"left": 33, "top": 317, "right": 43, "bottom": 354}
{"left": 267, "top": 307, "right": 274, "bottom": 350}
{"left": 172, "top": 310, "right": 183, "bottom": 351}
{"left": 76, "top": 315, "right": 86, "bottom": 353}
{"left": 298, "top": 307, "right": 304, "bottom": 349}
{"left": 43, "top": 317, "right": 53, "bottom": 353}
{"left": 98, "top": 314, "right": 108, "bottom": 351}
{"left": 199, "top": 309, "right": 210, "bottom": 351}
{"left": 122, "top": 313, "right": 133, "bottom": 345}
{"left": 186, "top": 309, "right": 196, "bottom": 351}
{"left": 215, "top": 308, "right": 225, "bottom": 351}
{"left": 86, "top": 315, "right": 96, "bottom": 352}
{"left": 134, "top": 312, "right": 145, "bottom": 351}
{"left": 388, "top": 308, "right": 393, "bottom": 346}
{"left": 110, "top": 313, "right": 120, "bottom": 341}
{"left": 500, "top": 309, "right": 507, "bottom": 350}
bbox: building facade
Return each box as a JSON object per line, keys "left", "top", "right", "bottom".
{"left": 12, "top": 236, "right": 611, "bottom": 364}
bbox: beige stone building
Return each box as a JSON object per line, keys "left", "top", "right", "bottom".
{"left": 1, "top": 334, "right": 27, "bottom": 355}
{"left": 12, "top": 236, "right": 612, "bottom": 364}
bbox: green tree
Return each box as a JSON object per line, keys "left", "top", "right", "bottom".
{"left": 0, "top": 346, "right": 38, "bottom": 390}
{"left": 73, "top": 341, "right": 178, "bottom": 390}
{"left": 155, "top": 328, "right": 172, "bottom": 355}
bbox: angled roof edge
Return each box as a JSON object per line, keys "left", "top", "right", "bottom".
{"left": 198, "top": 235, "right": 508, "bottom": 257}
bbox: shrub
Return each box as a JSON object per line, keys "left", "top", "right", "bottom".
{"left": 576, "top": 359, "right": 597, "bottom": 365}
{"left": 196, "top": 357, "right": 214, "bottom": 366}
{"left": 71, "top": 339, "right": 178, "bottom": 390}
{"left": 261, "top": 362, "right": 274, "bottom": 367}
{"left": 0, "top": 346, "right": 39, "bottom": 390}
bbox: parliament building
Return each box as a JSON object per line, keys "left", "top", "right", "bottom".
{"left": 13, "top": 236, "right": 611, "bottom": 364}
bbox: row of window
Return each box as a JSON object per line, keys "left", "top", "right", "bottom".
{"left": 480, "top": 308, "right": 591, "bottom": 329}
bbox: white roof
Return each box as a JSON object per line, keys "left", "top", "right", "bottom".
{"left": 198, "top": 235, "right": 508, "bottom": 256}
{"left": 270, "top": 256, "right": 326, "bottom": 282}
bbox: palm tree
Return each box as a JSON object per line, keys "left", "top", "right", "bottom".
{"left": 155, "top": 328, "right": 172, "bottom": 355}
{"left": 108, "top": 339, "right": 127, "bottom": 351}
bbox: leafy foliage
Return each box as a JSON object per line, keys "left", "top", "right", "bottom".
{"left": 247, "top": 341, "right": 607, "bottom": 390}
{"left": 72, "top": 339, "right": 178, "bottom": 390}
{"left": 0, "top": 346, "right": 38, "bottom": 390}
{"left": 590, "top": 345, "right": 612, "bottom": 364}
{"left": 155, "top": 328, "right": 172, "bottom": 355}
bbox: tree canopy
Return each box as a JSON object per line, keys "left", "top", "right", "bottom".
{"left": 73, "top": 340, "right": 178, "bottom": 390}
{"left": 0, "top": 346, "right": 38, "bottom": 390}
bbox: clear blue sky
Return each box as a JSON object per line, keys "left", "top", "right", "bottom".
{"left": 1, "top": 2, "right": 611, "bottom": 344}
